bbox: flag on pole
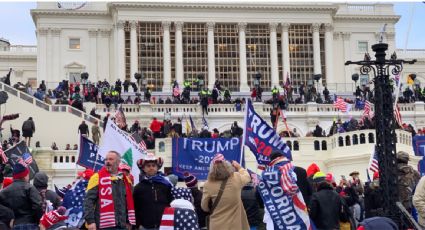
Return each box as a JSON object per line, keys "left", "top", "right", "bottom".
{"left": 62, "top": 179, "right": 88, "bottom": 228}
{"left": 202, "top": 116, "right": 209, "bottom": 130}
{"left": 368, "top": 149, "right": 379, "bottom": 173}
{"left": 394, "top": 104, "right": 402, "bottom": 126}
{"left": 363, "top": 100, "right": 374, "bottom": 119}
{"left": 189, "top": 115, "right": 196, "bottom": 131}
{"left": 185, "top": 116, "right": 191, "bottom": 134}
{"left": 333, "top": 97, "right": 348, "bottom": 112}
{"left": 98, "top": 119, "right": 146, "bottom": 184}
{"left": 5, "top": 141, "right": 39, "bottom": 179}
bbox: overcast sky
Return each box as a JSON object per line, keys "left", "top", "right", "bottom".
{"left": 0, "top": 1, "right": 424, "bottom": 49}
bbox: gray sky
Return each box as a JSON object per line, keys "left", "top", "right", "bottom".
{"left": 0, "top": 2, "right": 424, "bottom": 49}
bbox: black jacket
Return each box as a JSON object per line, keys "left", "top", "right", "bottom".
{"left": 364, "top": 183, "right": 384, "bottom": 218}
{"left": 241, "top": 185, "right": 262, "bottom": 227}
{"left": 133, "top": 178, "right": 172, "bottom": 228}
{"left": 0, "top": 203, "right": 14, "bottom": 230}
{"left": 293, "top": 166, "right": 313, "bottom": 207}
{"left": 309, "top": 182, "right": 342, "bottom": 230}
{"left": 190, "top": 187, "right": 208, "bottom": 228}
{"left": 33, "top": 172, "right": 62, "bottom": 210}
{"left": 0, "top": 179, "right": 43, "bottom": 225}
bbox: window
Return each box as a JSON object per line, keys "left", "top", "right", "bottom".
{"left": 358, "top": 41, "right": 368, "bottom": 53}
{"left": 314, "top": 140, "right": 320, "bottom": 150}
{"left": 69, "top": 38, "right": 81, "bottom": 49}
{"left": 321, "top": 141, "right": 327, "bottom": 150}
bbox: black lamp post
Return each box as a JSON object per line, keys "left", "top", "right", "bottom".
{"left": 352, "top": 73, "right": 359, "bottom": 88}
{"left": 134, "top": 72, "right": 142, "bottom": 92}
{"left": 345, "top": 43, "right": 416, "bottom": 226}
{"left": 313, "top": 74, "right": 321, "bottom": 91}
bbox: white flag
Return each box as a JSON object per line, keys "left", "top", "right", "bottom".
{"left": 98, "top": 120, "right": 146, "bottom": 184}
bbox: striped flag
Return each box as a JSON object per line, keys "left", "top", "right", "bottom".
{"left": 394, "top": 104, "right": 402, "bottom": 126}
{"left": 130, "top": 132, "right": 148, "bottom": 154}
{"left": 0, "top": 147, "right": 8, "bottom": 164}
{"left": 363, "top": 100, "right": 374, "bottom": 119}
{"left": 280, "top": 161, "right": 298, "bottom": 194}
{"left": 333, "top": 97, "right": 348, "bottom": 112}
{"left": 368, "top": 149, "right": 379, "bottom": 173}
{"left": 159, "top": 207, "right": 199, "bottom": 229}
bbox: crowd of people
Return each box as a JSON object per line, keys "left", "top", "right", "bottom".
{"left": 0, "top": 147, "right": 423, "bottom": 230}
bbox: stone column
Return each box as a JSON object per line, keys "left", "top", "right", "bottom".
{"left": 207, "top": 22, "right": 216, "bottom": 89}
{"left": 51, "top": 28, "right": 61, "bottom": 86}
{"left": 130, "top": 21, "right": 138, "bottom": 80}
{"left": 175, "top": 21, "right": 184, "bottom": 87}
{"left": 269, "top": 22, "right": 279, "bottom": 88}
{"left": 88, "top": 29, "right": 98, "bottom": 79}
{"left": 281, "top": 23, "right": 290, "bottom": 83}
{"left": 37, "top": 28, "right": 48, "bottom": 84}
{"left": 324, "top": 23, "right": 334, "bottom": 85}
{"left": 238, "top": 22, "right": 249, "bottom": 92}
{"left": 116, "top": 20, "right": 126, "bottom": 81}
{"left": 312, "top": 23, "right": 322, "bottom": 76}
{"left": 46, "top": 28, "right": 53, "bottom": 87}
{"left": 342, "top": 32, "right": 352, "bottom": 82}
{"left": 99, "top": 29, "right": 111, "bottom": 82}
{"left": 162, "top": 21, "right": 171, "bottom": 92}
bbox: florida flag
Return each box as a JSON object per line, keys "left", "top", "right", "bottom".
{"left": 159, "top": 207, "right": 199, "bottom": 230}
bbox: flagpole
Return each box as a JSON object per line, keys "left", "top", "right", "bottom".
{"left": 240, "top": 99, "right": 249, "bottom": 164}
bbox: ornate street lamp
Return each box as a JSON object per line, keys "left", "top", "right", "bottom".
{"left": 345, "top": 43, "right": 416, "bottom": 226}
{"left": 80, "top": 72, "right": 89, "bottom": 103}
{"left": 313, "top": 74, "right": 321, "bottom": 91}
{"left": 134, "top": 72, "right": 142, "bottom": 92}
{"left": 352, "top": 73, "right": 359, "bottom": 87}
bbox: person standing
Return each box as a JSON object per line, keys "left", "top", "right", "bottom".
{"left": 0, "top": 163, "right": 43, "bottom": 229}
{"left": 134, "top": 154, "right": 172, "bottom": 230}
{"left": 33, "top": 172, "right": 62, "bottom": 212}
{"left": 413, "top": 176, "right": 425, "bottom": 228}
{"left": 91, "top": 120, "right": 101, "bottom": 145}
{"left": 22, "top": 117, "right": 35, "bottom": 147}
{"left": 397, "top": 151, "right": 420, "bottom": 213}
{"left": 83, "top": 151, "right": 135, "bottom": 230}
{"left": 78, "top": 121, "right": 89, "bottom": 137}
{"left": 201, "top": 154, "right": 251, "bottom": 230}
{"left": 184, "top": 172, "right": 208, "bottom": 229}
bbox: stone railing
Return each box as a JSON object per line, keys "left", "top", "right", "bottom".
{"left": 0, "top": 82, "right": 101, "bottom": 125}
{"left": 396, "top": 49, "right": 425, "bottom": 59}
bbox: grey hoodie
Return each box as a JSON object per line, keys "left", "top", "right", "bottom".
{"left": 33, "top": 172, "right": 62, "bottom": 210}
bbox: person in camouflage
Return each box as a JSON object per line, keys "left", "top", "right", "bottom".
{"left": 397, "top": 151, "right": 421, "bottom": 213}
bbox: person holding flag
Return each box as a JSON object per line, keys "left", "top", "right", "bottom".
{"left": 83, "top": 151, "right": 135, "bottom": 230}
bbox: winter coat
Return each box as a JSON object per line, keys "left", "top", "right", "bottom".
{"left": 0, "top": 203, "right": 13, "bottom": 230}
{"left": 309, "top": 182, "right": 342, "bottom": 230}
{"left": 293, "top": 166, "right": 313, "bottom": 207}
{"left": 150, "top": 119, "right": 163, "bottom": 133}
{"left": 22, "top": 119, "right": 35, "bottom": 133}
{"left": 133, "top": 178, "right": 172, "bottom": 228}
{"left": 0, "top": 179, "right": 43, "bottom": 225}
{"left": 190, "top": 187, "right": 208, "bottom": 228}
{"left": 241, "top": 185, "right": 262, "bottom": 227}
{"left": 83, "top": 173, "right": 130, "bottom": 228}
{"left": 413, "top": 176, "right": 425, "bottom": 227}
{"left": 33, "top": 172, "right": 62, "bottom": 210}
{"left": 364, "top": 181, "right": 384, "bottom": 218}
{"left": 201, "top": 168, "right": 251, "bottom": 230}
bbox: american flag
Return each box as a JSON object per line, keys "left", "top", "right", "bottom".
{"left": 363, "top": 100, "right": 374, "bottom": 119}
{"left": 159, "top": 207, "right": 199, "bottom": 230}
{"left": 62, "top": 179, "right": 88, "bottom": 228}
{"left": 394, "top": 104, "right": 402, "bottom": 126}
{"left": 130, "top": 132, "right": 148, "bottom": 154}
{"left": 0, "top": 147, "right": 8, "bottom": 164}
{"left": 22, "top": 152, "right": 33, "bottom": 165}
{"left": 333, "top": 97, "right": 348, "bottom": 112}
{"left": 368, "top": 149, "right": 379, "bottom": 173}
{"left": 279, "top": 162, "right": 298, "bottom": 195}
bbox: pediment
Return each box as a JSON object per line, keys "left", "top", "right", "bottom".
{"left": 64, "top": 61, "right": 85, "bottom": 69}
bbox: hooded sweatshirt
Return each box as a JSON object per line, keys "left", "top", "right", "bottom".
{"left": 33, "top": 172, "right": 62, "bottom": 211}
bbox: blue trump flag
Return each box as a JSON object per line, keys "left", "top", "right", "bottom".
{"left": 413, "top": 135, "right": 425, "bottom": 176}
{"left": 243, "top": 99, "right": 292, "bottom": 168}
{"left": 172, "top": 138, "right": 242, "bottom": 180}
{"left": 76, "top": 135, "right": 104, "bottom": 172}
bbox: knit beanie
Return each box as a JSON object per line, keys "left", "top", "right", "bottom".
{"left": 2, "top": 177, "right": 12, "bottom": 188}
{"left": 184, "top": 172, "right": 198, "bottom": 188}
{"left": 373, "top": 171, "right": 380, "bottom": 180}
{"left": 312, "top": 171, "right": 326, "bottom": 183}
{"left": 212, "top": 153, "right": 225, "bottom": 164}
{"left": 13, "top": 163, "right": 29, "bottom": 180}
{"left": 40, "top": 206, "right": 68, "bottom": 229}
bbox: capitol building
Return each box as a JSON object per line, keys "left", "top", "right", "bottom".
{"left": 0, "top": 1, "right": 425, "bottom": 186}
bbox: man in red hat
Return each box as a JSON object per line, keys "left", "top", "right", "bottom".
{"left": 0, "top": 163, "right": 43, "bottom": 229}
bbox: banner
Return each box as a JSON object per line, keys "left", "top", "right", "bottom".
{"left": 98, "top": 120, "right": 146, "bottom": 184}
{"left": 62, "top": 179, "right": 88, "bottom": 228}
{"left": 244, "top": 100, "right": 292, "bottom": 167}
{"left": 413, "top": 135, "right": 425, "bottom": 156}
{"left": 77, "top": 135, "right": 104, "bottom": 172}
{"left": 172, "top": 138, "right": 242, "bottom": 180}
{"left": 258, "top": 160, "right": 312, "bottom": 230}
{"left": 4, "top": 140, "right": 39, "bottom": 179}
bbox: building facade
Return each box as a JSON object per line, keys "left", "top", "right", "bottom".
{"left": 29, "top": 2, "right": 415, "bottom": 92}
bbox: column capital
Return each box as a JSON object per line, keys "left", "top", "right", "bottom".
{"left": 100, "top": 29, "right": 112, "bottom": 37}
{"left": 116, "top": 20, "right": 126, "bottom": 30}
{"left": 342, "top": 32, "right": 351, "bottom": 40}
{"left": 175, "top": 21, "right": 184, "bottom": 31}
{"left": 324, "top": 23, "right": 333, "bottom": 32}
{"left": 311, "top": 23, "right": 321, "bottom": 33}
{"left": 37, "top": 28, "right": 49, "bottom": 36}
{"left": 51, "top": 28, "right": 61, "bottom": 37}
{"left": 269, "top": 22, "right": 278, "bottom": 32}
{"left": 238, "top": 22, "right": 247, "bottom": 32}
{"left": 333, "top": 31, "right": 341, "bottom": 39}
{"left": 130, "top": 21, "right": 138, "bottom": 30}
{"left": 281, "top": 22, "right": 290, "bottom": 32}
{"left": 88, "top": 29, "right": 98, "bottom": 37}
{"left": 206, "top": 22, "right": 215, "bottom": 31}
{"left": 162, "top": 21, "right": 171, "bottom": 30}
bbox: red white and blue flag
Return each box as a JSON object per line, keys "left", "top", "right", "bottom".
{"left": 0, "top": 147, "right": 8, "bottom": 164}
{"left": 258, "top": 158, "right": 313, "bottom": 230}
{"left": 159, "top": 207, "right": 199, "bottom": 230}
{"left": 394, "top": 104, "right": 402, "bottom": 126}
{"left": 368, "top": 149, "right": 379, "bottom": 173}
{"left": 333, "top": 97, "right": 348, "bottom": 112}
